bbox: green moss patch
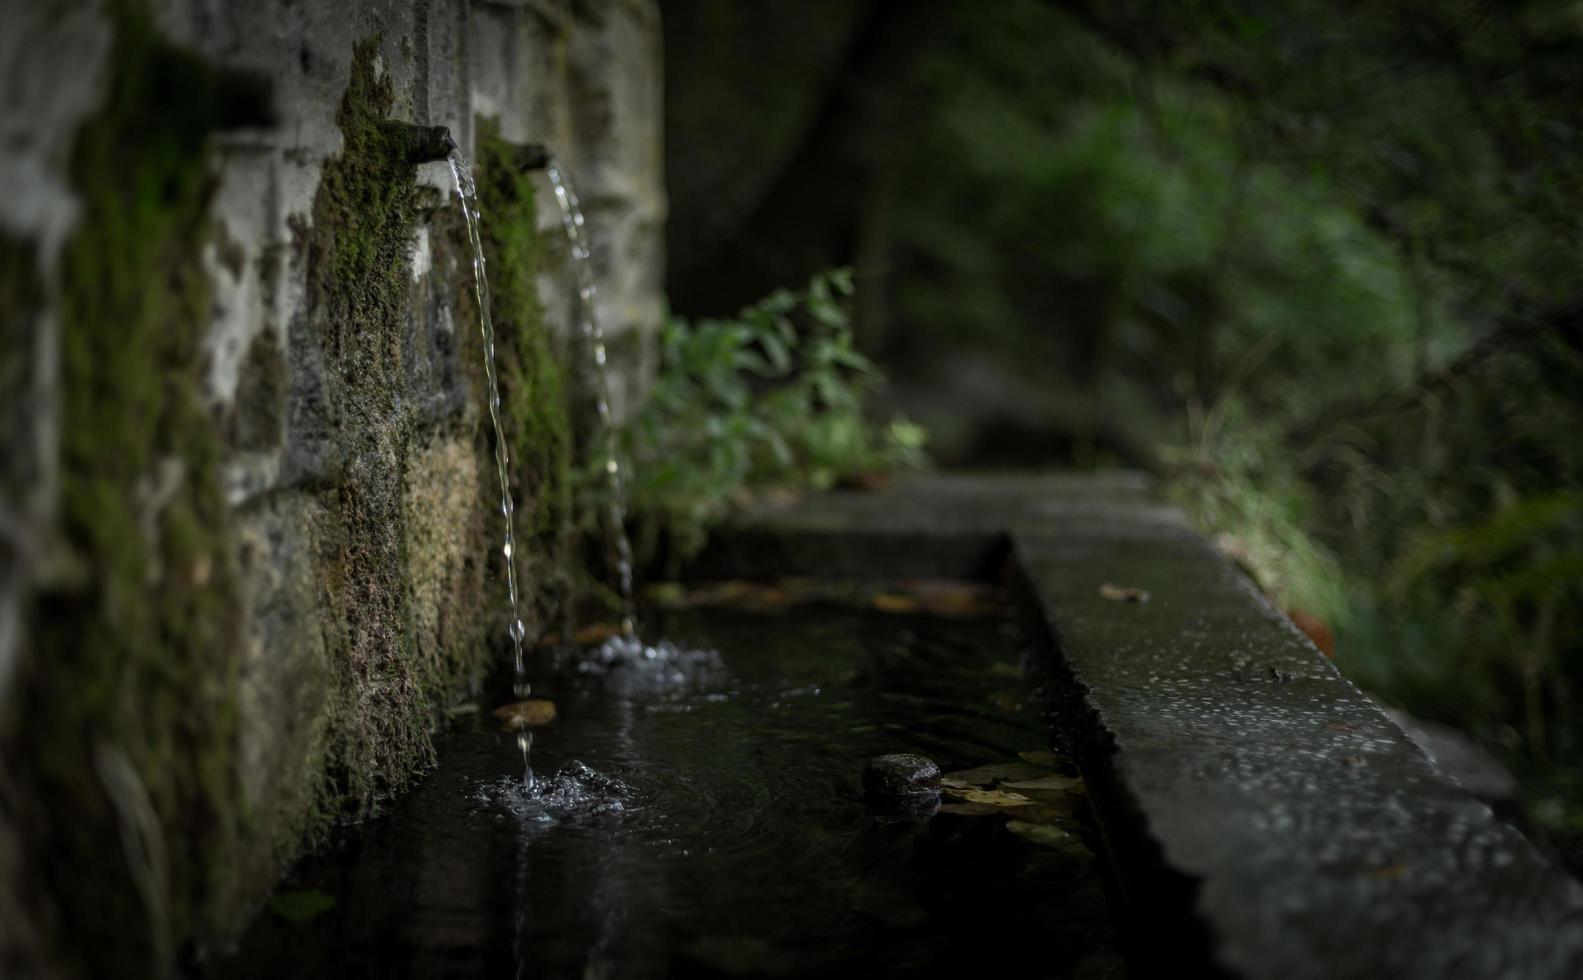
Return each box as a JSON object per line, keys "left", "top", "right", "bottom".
{"left": 302, "top": 36, "right": 437, "bottom": 823}
{"left": 2, "top": 27, "right": 585, "bottom": 978}
{"left": 472, "top": 117, "right": 576, "bottom": 639}
{"left": 3, "top": 5, "right": 245, "bottom": 974}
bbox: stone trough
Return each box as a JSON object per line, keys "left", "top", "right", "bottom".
{"left": 689, "top": 471, "right": 1583, "bottom": 979}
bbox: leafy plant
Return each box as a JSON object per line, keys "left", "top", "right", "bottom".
{"left": 618, "top": 268, "right": 926, "bottom": 563}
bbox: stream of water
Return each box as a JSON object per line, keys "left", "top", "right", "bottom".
{"left": 447, "top": 146, "right": 531, "bottom": 700}
{"left": 541, "top": 158, "right": 637, "bottom": 637}
{"left": 447, "top": 143, "right": 637, "bottom": 712}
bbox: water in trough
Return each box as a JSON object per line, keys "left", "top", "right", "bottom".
{"left": 245, "top": 148, "right": 1124, "bottom": 978}
{"left": 217, "top": 606, "right": 1123, "bottom": 978}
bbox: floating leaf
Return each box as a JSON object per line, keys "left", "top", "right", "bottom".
{"left": 493, "top": 699, "right": 558, "bottom": 730}
{"left": 1098, "top": 583, "right": 1151, "bottom": 603}
{"left": 1018, "top": 749, "right": 1064, "bottom": 768}
{"left": 943, "top": 787, "right": 1033, "bottom": 807}
{"left": 1006, "top": 820, "right": 1088, "bottom": 852}
{"left": 1001, "top": 774, "right": 1084, "bottom": 793}
{"left": 269, "top": 889, "right": 336, "bottom": 923}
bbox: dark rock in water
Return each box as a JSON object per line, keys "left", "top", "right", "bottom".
{"left": 863, "top": 753, "right": 941, "bottom": 797}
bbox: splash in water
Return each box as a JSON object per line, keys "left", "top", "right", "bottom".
{"left": 476, "top": 760, "right": 632, "bottom": 823}
{"left": 517, "top": 730, "right": 535, "bottom": 791}
{"left": 446, "top": 143, "right": 530, "bottom": 699}
{"left": 558, "top": 635, "right": 726, "bottom": 696}
{"left": 541, "top": 159, "right": 637, "bottom": 637}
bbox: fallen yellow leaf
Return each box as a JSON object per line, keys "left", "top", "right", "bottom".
{"left": 943, "top": 787, "right": 1033, "bottom": 807}
{"left": 1098, "top": 583, "right": 1150, "bottom": 603}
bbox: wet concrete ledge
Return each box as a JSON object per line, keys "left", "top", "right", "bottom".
{"left": 689, "top": 472, "right": 1583, "bottom": 979}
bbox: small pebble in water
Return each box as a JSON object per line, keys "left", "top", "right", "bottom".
{"left": 493, "top": 699, "right": 558, "bottom": 730}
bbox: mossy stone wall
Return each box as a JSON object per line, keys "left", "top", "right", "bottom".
{"left": 0, "top": 1, "right": 664, "bottom": 976}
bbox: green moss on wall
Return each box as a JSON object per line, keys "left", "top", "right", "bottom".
{"left": 302, "top": 36, "right": 435, "bottom": 823}
{"left": 2, "top": 22, "right": 583, "bottom": 975}
{"left": 473, "top": 117, "right": 576, "bottom": 637}
{"left": 3, "top": 5, "right": 245, "bottom": 974}
{"left": 301, "top": 38, "right": 508, "bottom": 826}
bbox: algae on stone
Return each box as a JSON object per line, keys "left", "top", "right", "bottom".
{"left": 2, "top": 6, "right": 246, "bottom": 974}
{"left": 472, "top": 116, "right": 578, "bottom": 641}
{"left": 301, "top": 36, "right": 442, "bottom": 822}
{"left": 402, "top": 432, "right": 488, "bottom": 703}
{"left": 0, "top": 7, "right": 640, "bottom": 978}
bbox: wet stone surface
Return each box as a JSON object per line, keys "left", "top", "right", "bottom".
{"left": 863, "top": 753, "right": 942, "bottom": 797}
{"left": 704, "top": 472, "right": 1583, "bottom": 980}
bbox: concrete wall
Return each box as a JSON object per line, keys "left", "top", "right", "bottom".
{"left": 0, "top": 1, "right": 663, "bottom": 974}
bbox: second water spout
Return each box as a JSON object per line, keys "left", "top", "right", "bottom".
{"left": 538, "top": 156, "right": 637, "bottom": 638}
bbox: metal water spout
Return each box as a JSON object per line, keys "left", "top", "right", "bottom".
{"left": 529, "top": 150, "right": 638, "bottom": 636}
{"left": 400, "top": 123, "right": 455, "bottom": 164}
{"left": 514, "top": 143, "right": 552, "bottom": 173}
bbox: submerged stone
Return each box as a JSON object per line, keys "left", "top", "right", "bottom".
{"left": 862, "top": 753, "right": 941, "bottom": 797}
{"left": 493, "top": 699, "right": 557, "bottom": 730}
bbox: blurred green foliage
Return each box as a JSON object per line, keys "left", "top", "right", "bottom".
{"left": 620, "top": 269, "right": 926, "bottom": 565}
{"left": 923, "top": 0, "right": 1583, "bottom": 826}
{"left": 664, "top": 0, "right": 1583, "bottom": 833}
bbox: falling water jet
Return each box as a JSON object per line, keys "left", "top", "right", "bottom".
{"left": 445, "top": 137, "right": 532, "bottom": 702}
{"left": 521, "top": 149, "right": 637, "bottom": 638}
